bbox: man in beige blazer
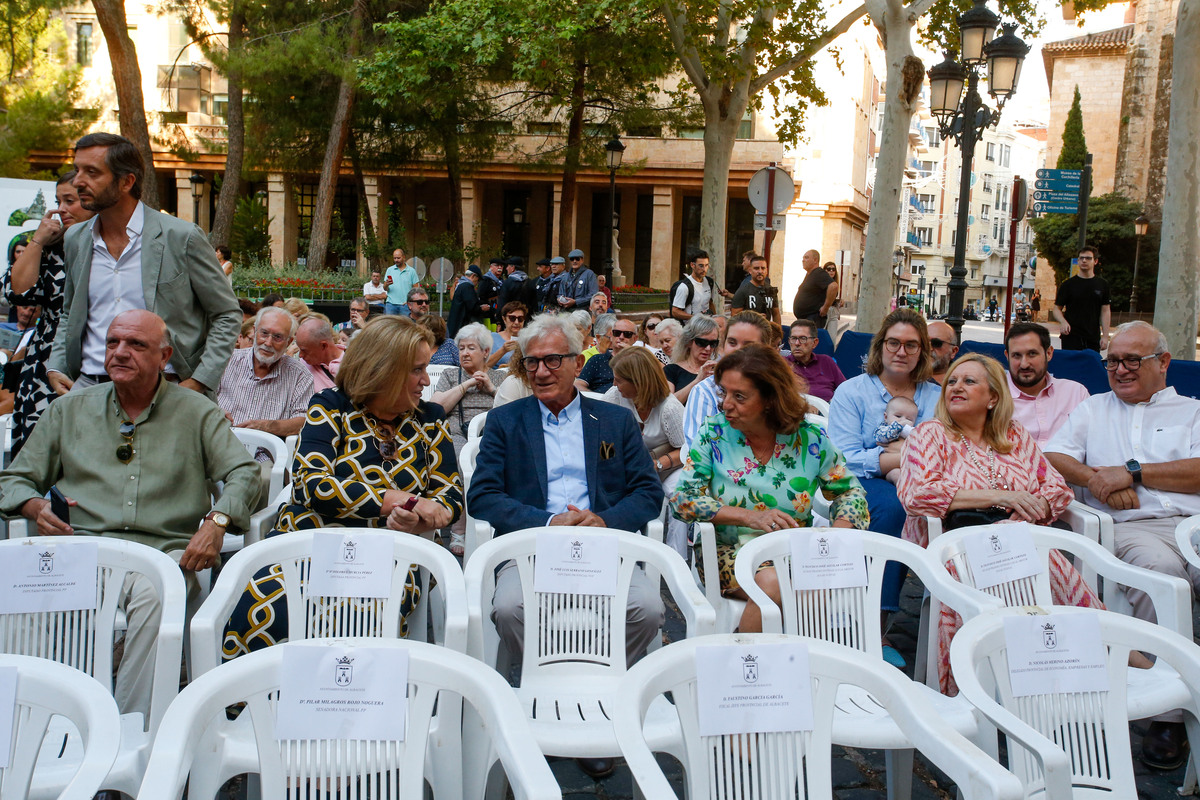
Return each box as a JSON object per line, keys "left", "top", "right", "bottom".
{"left": 47, "top": 133, "right": 239, "bottom": 395}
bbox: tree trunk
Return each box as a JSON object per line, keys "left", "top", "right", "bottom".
{"left": 444, "top": 100, "right": 466, "bottom": 257}
{"left": 698, "top": 101, "right": 745, "bottom": 289}
{"left": 857, "top": 0, "right": 919, "bottom": 333}
{"left": 557, "top": 57, "right": 587, "bottom": 256}
{"left": 348, "top": 131, "right": 379, "bottom": 272}
{"left": 1152, "top": 0, "right": 1199, "bottom": 359}
{"left": 91, "top": 0, "right": 158, "bottom": 209}
{"left": 305, "top": 0, "right": 366, "bottom": 272}
{"left": 210, "top": 3, "right": 244, "bottom": 248}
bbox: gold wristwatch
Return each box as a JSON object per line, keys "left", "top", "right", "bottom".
{"left": 204, "top": 511, "right": 231, "bottom": 528}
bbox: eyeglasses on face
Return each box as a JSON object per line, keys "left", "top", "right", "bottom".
{"left": 644, "top": 322, "right": 658, "bottom": 331}
{"left": 116, "top": 421, "right": 135, "bottom": 463}
{"left": 505, "top": 314, "right": 525, "bottom": 323}
{"left": 610, "top": 329, "right": 636, "bottom": 340}
{"left": 929, "top": 338, "right": 955, "bottom": 349}
{"left": 790, "top": 335, "right": 815, "bottom": 344}
{"left": 522, "top": 353, "right": 575, "bottom": 372}
{"left": 883, "top": 338, "right": 921, "bottom": 355}
{"left": 1103, "top": 352, "right": 1162, "bottom": 372}
{"left": 410, "top": 298, "right": 430, "bottom": 305}
{"left": 256, "top": 329, "right": 289, "bottom": 344}
{"left": 693, "top": 337, "right": 720, "bottom": 349}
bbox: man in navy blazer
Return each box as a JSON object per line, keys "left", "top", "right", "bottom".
{"left": 468, "top": 313, "right": 663, "bottom": 778}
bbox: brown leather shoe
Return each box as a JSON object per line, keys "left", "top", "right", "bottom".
{"left": 1142, "top": 721, "right": 1190, "bottom": 770}
{"left": 576, "top": 757, "right": 616, "bottom": 779}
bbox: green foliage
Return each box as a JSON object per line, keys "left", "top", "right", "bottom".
{"left": 229, "top": 196, "right": 273, "bottom": 264}
{"left": 415, "top": 228, "right": 483, "bottom": 268}
{"left": 1057, "top": 86, "right": 1088, "bottom": 170}
{"left": 0, "top": 15, "right": 94, "bottom": 178}
{"left": 1029, "top": 192, "right": 1158, "bottom": 312}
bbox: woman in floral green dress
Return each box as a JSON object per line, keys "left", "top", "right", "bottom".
{"left": 671, "top": 344, "right": 869, "bottom": 632}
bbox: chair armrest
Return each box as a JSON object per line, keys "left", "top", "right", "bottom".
{"left": 924, "top": 515, "right": 944, "bottom": 544}
{"left": 696, "top": 522, "right": 722, "bottom": 611}
{"left": 7, "top": 517, "right": 28, "bottom": 538}
{"left": 1174, "top": 516, "right": 1200, "bottom": 573}
{"left": 642, "top": 518, "right": 664, "bottom": 544}
{"left": 654, "top": 544, "right": 716, "bottom": 637}
{"left": 1062, "top": 500, "right": 1113, "bottom": 551}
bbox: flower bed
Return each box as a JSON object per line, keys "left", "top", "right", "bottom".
{"left": 612, "top": 288, "right": 669, "bottom": 311}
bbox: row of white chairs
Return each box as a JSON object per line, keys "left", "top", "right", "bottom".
{"left": 5, "top": 520, "right": 1198, "bottom": 798}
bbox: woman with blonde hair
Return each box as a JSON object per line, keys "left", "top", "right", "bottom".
{"left": 224, "top": 315, "right": 462, "bottom": 656}
{"left": 897, "top": 353, "right": 1103, "bottom": 694}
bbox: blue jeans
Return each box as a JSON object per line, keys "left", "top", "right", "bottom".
{"left": 859, "top": 478, "right": 909, "bottom": 613}
{"left": 384, "top": 302, "right": 409, "bottom": 316}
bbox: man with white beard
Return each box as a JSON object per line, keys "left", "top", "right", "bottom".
{"left": 217, "top": 305, "right": 313, "bottom": 438}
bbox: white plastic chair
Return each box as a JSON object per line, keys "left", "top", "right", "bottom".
{"left": 467, "top": 409, "right": 488, "bottom": 441}
{"left": 613, "top": 633, "right": 1025, "bottom": 800}
{"left": 242, "top": 483, "right": 291, "bottom": 548}
{"left": 693, "top": 521, "right": 746, "bottom": 633}
{"left": 0, "top": 654, "right": 123, "bottom": 800}
{"left": 135, "top": 638, "right": 561, "bottom": 800}
{"left": 229, "top": 427, "right": 288, "bottom": 501}
{"left": 424, "top": 364, "right": 454, "bottom": 402}
{"left": 463, "top": 527, "right": 714, "bottom": 799}
{"left": 736, "top": 528, "right": 1000, "bottom": 800}
{"left": 0, "top": 537, "right": 185, "bottom": 798}
{"left": 1175, "top": 514, "right": 1200, "bottom": 572}
{"left": 952, "top": 607, "right": 1200, "bottom": 799}
{"left": 803, "top": 393, "right": 830, "bottom": 417}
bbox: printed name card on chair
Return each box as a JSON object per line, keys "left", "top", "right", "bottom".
{"left": 790, "top": 529, "right": 867, "bottom": 590}
{"left": 696, "top": 641, "right": 814, "bottom": 737}
{"left": 307, "top": 530, "right": 394, "bottom": 598}
{"left": 276, "top": 643, "right": 408, "bottom": 741}
{"left": 962, "top": 522, "right": 1041, "bottom": 589}
{"left": 0, "top": 540, "right": 98, "bottom": 613}
{"left": 1003, "top": 611, "right": 1109, "bottom": 697}
{"left": 534, "top": 530, "right": 618, "bottom": 595}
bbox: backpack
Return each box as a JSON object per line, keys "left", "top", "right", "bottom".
{"left": 669, "top": 274, "right": 715, "bottom": 320}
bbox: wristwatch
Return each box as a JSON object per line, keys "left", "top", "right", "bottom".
{"left": 1125, "top": 459, "right": 1143, "bottom": 485}
{"left": 204, "top": 511, "right": 231, "bottom": 528}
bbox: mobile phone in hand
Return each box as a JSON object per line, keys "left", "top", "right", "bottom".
{"left": 49, "top": 487, "right": 69, "bottom": 523}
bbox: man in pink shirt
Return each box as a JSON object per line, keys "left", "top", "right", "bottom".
{"left": 1005, "top": 322, "right": 1089, "bottom": 446}
{"left": 294, "top": 316, "right": 344, "bottom": 393}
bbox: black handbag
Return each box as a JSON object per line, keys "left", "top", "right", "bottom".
{"left": 943, "top": 507, "right": 1010, "bottom": 530}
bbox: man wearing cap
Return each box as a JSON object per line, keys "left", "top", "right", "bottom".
{"left": 558, "top": 249, "right": 598, "bottom": 310}
{"left": 533, "top": 258, "right": 555, "bottom": 313}
{"left": 498, "top": 256, "right": 537, "bottom": 313}
{"left": 448, "top": 264, "right": 484, "bottom": 337}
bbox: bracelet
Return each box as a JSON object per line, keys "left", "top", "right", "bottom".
{"left": 30, "top": 238, "right": 46, "bottom": 247}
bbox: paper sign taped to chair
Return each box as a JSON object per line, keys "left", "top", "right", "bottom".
{"left": 0, "top": 540, "right": 98, "bottom": 614}
{"left": 696, "top": 641, "right": 813, "bottom": 736}
{"left": 790, "top": 529, "right": 867, "bottom": 590}
{"left": 962, "top": 523, "right": 1040, "bottom": 589}
{"left": 276, "top": 644, "right": 407, "bottom": 741}
{"left": 0, "top": 667, "right": 14, "bottom": 768}
{"left": 534, "top": 531, "right": 618, "bottom": 596}
{"left": 1003, "top": 612, "right": 1108, "bottom": 697}
{"left": 307, "top": 531, "right": 393, "bottom": 599}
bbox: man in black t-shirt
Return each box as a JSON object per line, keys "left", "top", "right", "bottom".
{"left": 731, "top": 254, "right": 780, "bottom": 323}
{"left": 791, "top": 249, "right": 835, "bottom": 326}
{"left": 1052, "top": 246, "right": 1111, "bottom": 352}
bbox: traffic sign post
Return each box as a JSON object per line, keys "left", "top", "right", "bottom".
{"left": 748, "top": 164, "right": 795, "bottom": 272}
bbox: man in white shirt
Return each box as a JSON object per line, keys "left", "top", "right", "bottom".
{"left": 363, "top": 271, "right": 387, "bottom": 314}
{"left": 670, "top": 249, "right": 731, "bottom": 322}
{"left": 1004, "top": 322, "right": 1089, "bottom": 447}
{"left": 1045, "top": 320, "right": 1200, "bottom": 769}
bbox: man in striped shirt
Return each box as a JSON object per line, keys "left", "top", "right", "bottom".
{"left": 217, "top": 306, "right": 313, "bottom": 439}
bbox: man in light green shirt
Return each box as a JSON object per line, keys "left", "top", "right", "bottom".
{"left": 0, "top": 309, "right": 259, "bottom": 717}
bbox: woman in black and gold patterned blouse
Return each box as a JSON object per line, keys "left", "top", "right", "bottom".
{"left": 222, "top": 316, "right": 463, "bottom": 658}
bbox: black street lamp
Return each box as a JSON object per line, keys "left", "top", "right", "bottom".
{"left": 604, "top": 133, "right": 625, "bottom": 284}
{"left": 1130, "top": 213, "right": 1149, "bottom": 313}
{"left": 189, "top": 172, "right": 206, "bottom": 230}
{"left": 927, "top": 0, "right": 1028, "bottom": 339}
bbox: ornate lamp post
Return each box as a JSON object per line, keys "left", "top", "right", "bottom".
{"left": 604, "top": 134, "right": 625, "bottom": 284}
{"left": 928, "top": 1, "right": 1029, "bottom": 338}
{"left": 188, "top": 172, "right": 206, "bottom": 229}
{"left": 1130, "top": 214, "right": 1149, "bottom": 313}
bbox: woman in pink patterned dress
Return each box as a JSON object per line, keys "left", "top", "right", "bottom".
{"left": 897, "top": 353, "right": 1103, "bottom": 695}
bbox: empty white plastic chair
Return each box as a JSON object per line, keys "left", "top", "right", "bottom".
{"left": 135, "top": 638, "right": 560, "bottom": 800}
{"left": 952, "top": 607, "right": 1200, "bottom": 799}
{"left": 735, "top": 527, "right": 999, "bottom": 800}
{"left": 463, "top": 527, "right": 714, "bottom": 798}
{"left": 0, "top": 654, "right": 122, "bottom": 800}
{"left": 0, "top": 537, "right": 185, "bottom": 798}
{"left": 612, "top": 633, "right": 1024, "bottom": 800}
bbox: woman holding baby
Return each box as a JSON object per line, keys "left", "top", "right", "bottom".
{"left": 896, "top": 353, "right": 1102, "bottom": 694}
{"left": 828, "top": 307, "right": 942, "bottom": 667}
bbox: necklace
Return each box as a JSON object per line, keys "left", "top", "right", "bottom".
{"left": 363, "top": 413, "right": 401, "bottom": 464}
{"left": 959, "top": 432, "right": 1008, "bottom": 490}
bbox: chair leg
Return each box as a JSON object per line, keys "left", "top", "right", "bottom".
{"left": 885, "top": 748, "right": 914, "bottom": 800}
{"left": 1178, "top": 716, "right": 1200, "bottom": 796}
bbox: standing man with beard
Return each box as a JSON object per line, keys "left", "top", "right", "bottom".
{"left": 925, "top": 320, "right": 959, "bottom": 385}
{"left": 216, "top": 306, "right": 313, "bottom": 437}
{"left": 47, "top": 133, "right": 239, "bottom": 396}
{"left": 1004, "top": 322, "right": 1089, "bottom": 447}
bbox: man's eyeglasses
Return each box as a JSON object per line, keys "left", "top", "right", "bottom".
{"left": 610, "top": 329, "right": 637, "bottom": 340}
{"left": 569, "top": 257, "right": 583, "bottom": 262}
{"left": 116, "top": 421, "right": 135, "bottom": 463}
{"left": 883, "top": 338, "right": 921, "bottom": 355}
{"left": 929, "top": 338, "right": 955, "bottom": 349}
{"left": 522, "top": 353, "right": 575, "bottom": 372}
{"left": 505, "top": 314, "right": 525, "bottom": 323}
{"left": 256, "top": 329, "right": 288, "bottom": 344}
{"left": 410, "top": 298, "right": 430, "bottom": 305}
{"left": 789, "top": 335, "right": 815, "bottom": 344}
{"left": 1104, "top": 352, "right": 1162, "bottom": 372}
{"left": 694, "top": 337, "right": 720, "bottom": 349}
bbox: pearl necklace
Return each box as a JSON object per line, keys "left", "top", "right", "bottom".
{"left": 959, "top": 433, "right": 1008, "bottom": 490}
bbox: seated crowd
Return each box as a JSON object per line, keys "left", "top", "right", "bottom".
{"left": 2, "top": 143, "right": 1197, "bottom": 783}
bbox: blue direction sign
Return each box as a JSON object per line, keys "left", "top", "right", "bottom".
{"left": 1036, "top": 168, "right": 1083, "bottom": 181}
{"left": 1032, "top": 169, "right": 1083, "bottom": 213}
{"left": 1034, "top": 178, "right": 1080, "bottom": 190}
{"left": 1033, "top": 201, "right": 1079, "bottom": 214}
